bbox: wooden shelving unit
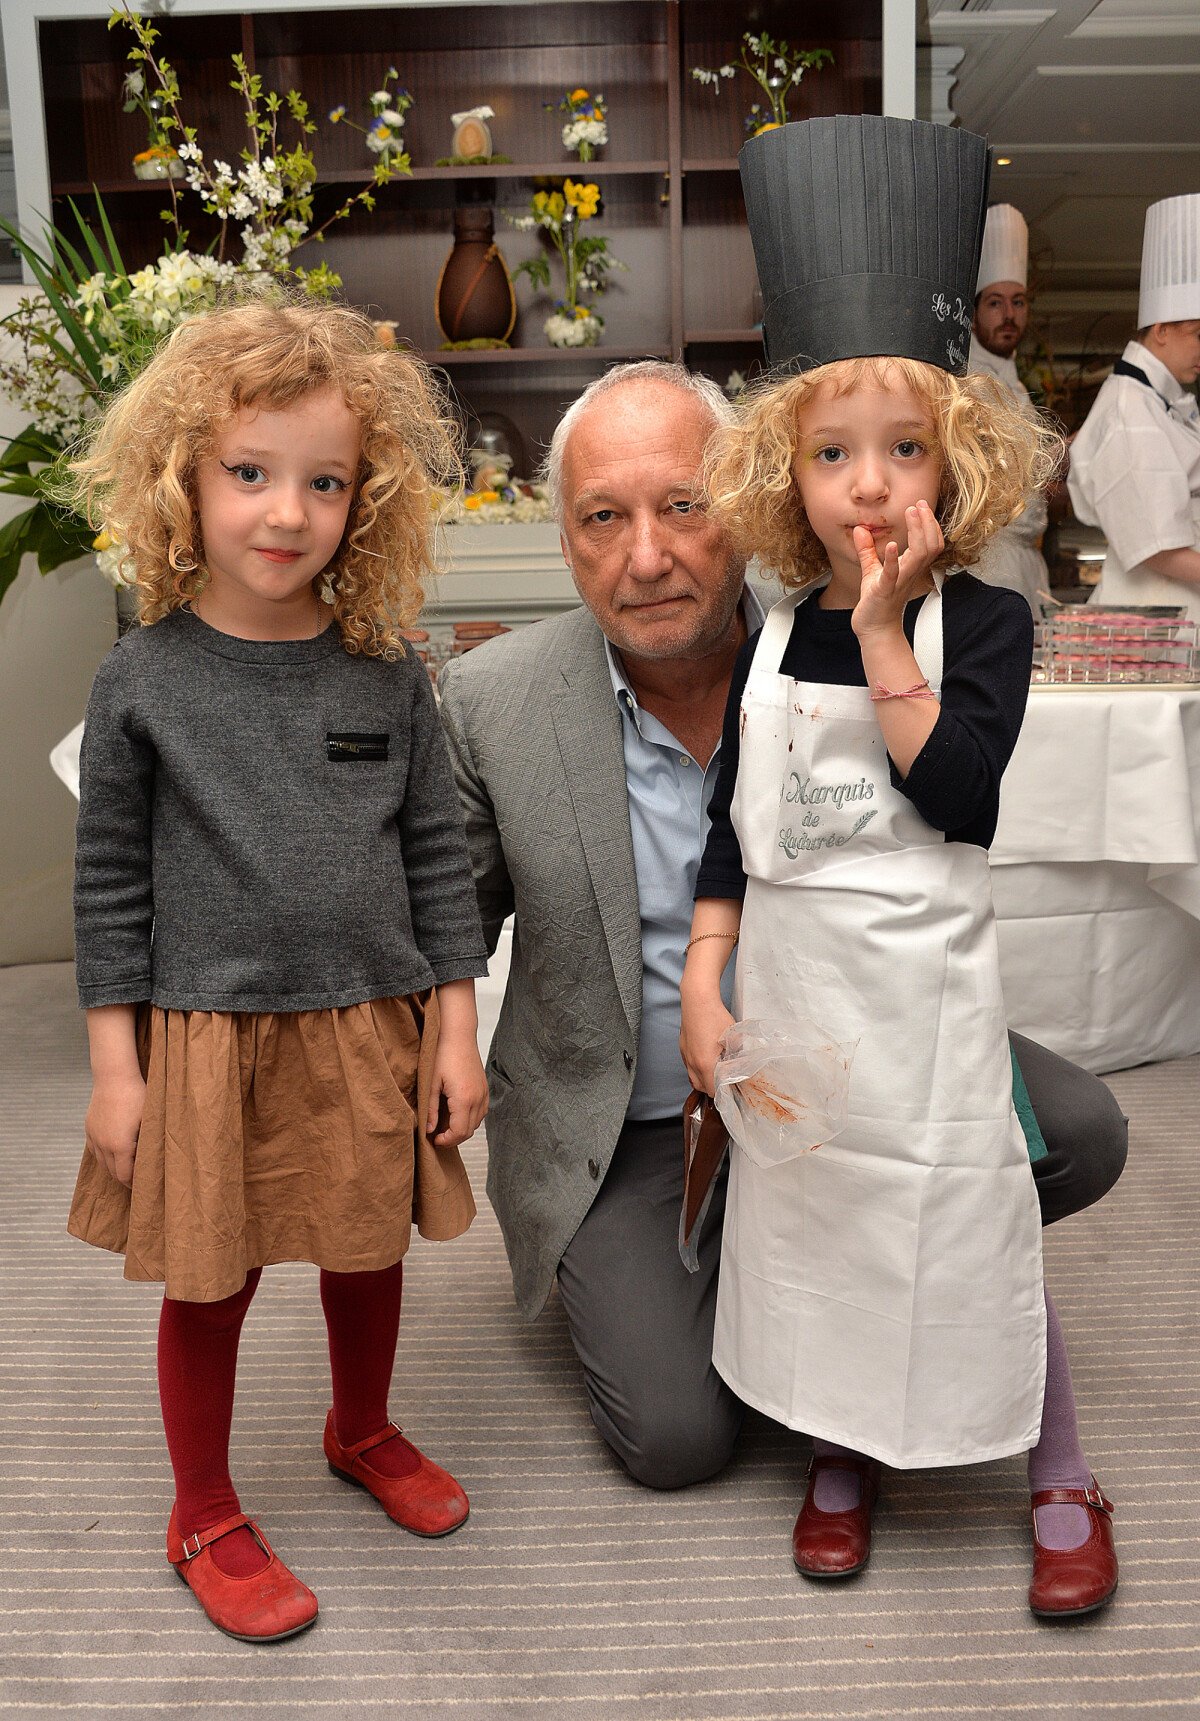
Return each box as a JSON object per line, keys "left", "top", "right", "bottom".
{"left": 28, "top": 0, "right": 881, "bottom": 468}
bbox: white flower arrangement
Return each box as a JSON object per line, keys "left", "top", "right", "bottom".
{"left": 0, "top": 249, "right": 237, "bottom": 448}
{"left": 562, "top": 117, "right": 608, "bottom": 157}
{"left": 544, "top": 308, "right": 602, "bottom": 348}
{"left": 331, "top": 66, "right": 413, "bottom": 168}
{"left": 111, "top": 5, "right": 411, "bottom": 298}
{"left": 91, "top": 531, "right": 138, "bottom": 590}
{"left": 548, "top": 89, "right": 608, "bottom": 164}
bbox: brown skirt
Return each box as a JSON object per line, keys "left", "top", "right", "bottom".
{"left": 67, "top": 992, "right": 475, "bottom": 1303}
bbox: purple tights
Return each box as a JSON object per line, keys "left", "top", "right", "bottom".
{"left": 811, "top": 1288, "right": 1092, "bottom": 1551}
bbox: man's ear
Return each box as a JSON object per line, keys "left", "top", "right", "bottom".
{"left": 559, "top": 531, "right": 571, "bottom": 570}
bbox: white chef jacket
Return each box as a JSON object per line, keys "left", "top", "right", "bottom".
{"left": 968, "top": 334, "right": 1049, "bottom": 612}
{"left": 1068, "top": 340, "right": 1200, "bottom": 619}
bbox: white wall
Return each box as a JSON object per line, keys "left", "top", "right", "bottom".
{"left": 0, "top": 285, "right": 116, "bottom": 965}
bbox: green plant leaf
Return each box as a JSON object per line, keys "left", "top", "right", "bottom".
{"left": 0, "top": 506, "right": 40, "bottom": 605}
{"left": 91, "top": 196, "right": 128, "bottom": 278}
{"left": 0, "top": 471, "right": 44, "bottom": 497}
{"left": 0, "top": 427, "right": 64, "bottom": 473}
{"left": 17, "top": 247, "right": 105, "bottom": 387}
{"left": 67, "top": 198, "right": 122, "bottom": 279}
{"left": 34, "top": 504, "right": 94, "bottom": 574}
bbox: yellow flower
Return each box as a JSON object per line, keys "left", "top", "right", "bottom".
{"left": 565, "top": 178, "right": 600, "bottom": 219}
{"left": 477, "top": 489, "right": 500, "bottom": 503}
{"left": 573, "top": 305, "right": 590, "bottom": 320}
{"left": 92, "top": 529, "right": 113, "bottom": 553}
{"left": 546, "top": 191, "right": 565, "bottom": 221}
{"left": 570, "top": 88, "right": 590, "bottom": 102}
{"left": 463, "top": 495, "right": 482, "bottom": 511}
{"left": 752, "top": 122, "right": 781, "bottom": 137}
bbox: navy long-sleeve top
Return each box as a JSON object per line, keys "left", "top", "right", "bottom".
{"left": 696, "top": 573, "right": 1034, "bottom": 898}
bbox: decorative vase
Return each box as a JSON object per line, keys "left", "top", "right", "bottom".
{"left": 544, "top": 307, "right": 602, "bottom": 349}
{"left": 434, "top": 206, "right": 517, "bottom": 345}
{"left": 133, "top": 147, "right": 184, "bottom": 181}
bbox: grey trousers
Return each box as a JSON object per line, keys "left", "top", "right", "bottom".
{"left": 555, "top": 1031, "right": 1127, "bottom": 1491}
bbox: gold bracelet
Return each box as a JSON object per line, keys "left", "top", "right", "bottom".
{"left": 684, "top": 932, "right": 740, "bottom": 954}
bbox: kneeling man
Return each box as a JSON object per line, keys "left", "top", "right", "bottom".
{"left": 439, "top": 361, "right": 1127, "bottom": 1489}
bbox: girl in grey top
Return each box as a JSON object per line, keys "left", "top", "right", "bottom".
{"left": 65, "top": 298, "right": 489, "bottom": 1643}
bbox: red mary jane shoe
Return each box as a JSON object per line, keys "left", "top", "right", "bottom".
{"left": 1029, "top": 1478, "right": 1118, "bottom": 1619}
{"left": 323, "top": 1410, "right": 469, "bottom": 1538}
{"left": 166, "top": 1508, "right": 318, "bottom": 1642}
{"left": 792, "top": 1454, "right": 881, "bottom": 1579}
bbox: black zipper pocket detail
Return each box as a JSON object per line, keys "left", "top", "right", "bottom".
{"left": 327, "top": 731, "right": 389, "bottom": 762}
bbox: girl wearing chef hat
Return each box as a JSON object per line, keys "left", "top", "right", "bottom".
{"left": 1069, "top": 193, "right": 1200, "bottom": 619}
{"left": 681, "top": 115, "right": 1119, "bottom": 1619}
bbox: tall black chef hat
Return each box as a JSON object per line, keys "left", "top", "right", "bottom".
{"left": 739, "top": 114, "right": 991, "bottom": 375}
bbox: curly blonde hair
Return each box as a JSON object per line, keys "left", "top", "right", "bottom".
{"left": 67, "top": 295, "right": 462, "bottom": 656}
{"left": 703, "top": 356, "right": 1062, "bottom": 590}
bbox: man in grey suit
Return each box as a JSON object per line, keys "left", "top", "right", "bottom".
{"left": 438, "top": 361, "right": 1127, "bottom": 1490}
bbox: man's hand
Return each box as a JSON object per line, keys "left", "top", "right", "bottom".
{"left": 852, "top": 501, "right": 945, "bottom": 639}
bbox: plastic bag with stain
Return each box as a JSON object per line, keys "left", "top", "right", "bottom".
{"left": 713, "top": 1017, "right": 855, "bottom": 1170}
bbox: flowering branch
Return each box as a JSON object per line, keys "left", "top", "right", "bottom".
{"left": 692, "top": 31, "right": 833, "bottom": 134}
{"left": 110, "top": 4, "right": 412, "bottom": 294}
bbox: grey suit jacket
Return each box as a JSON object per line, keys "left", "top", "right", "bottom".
{"left": 439, "top": 607, "right": 642, "bottom": 1319}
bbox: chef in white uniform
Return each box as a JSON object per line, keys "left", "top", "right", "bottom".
{"left": 1068, "top": 192, "right": 1200, "bottom": 620}
{"left": 969, "top": 204, "right": 1050, "bottom": 612}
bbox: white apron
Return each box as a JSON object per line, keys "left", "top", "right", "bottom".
{"left": 712, "top": 580, "right": 1046, "bottom": 1469}
{"left": 1091, "top": 487, "right": 1200, "bottom": 621}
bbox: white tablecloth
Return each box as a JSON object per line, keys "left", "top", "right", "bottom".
{"left": 991, "top": 686, "right": 1200, "bottom": 1072}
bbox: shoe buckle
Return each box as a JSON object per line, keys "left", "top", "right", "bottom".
{"left": 1083, "top": 1482, "right": 1109, "bottom": 1512}
{"left": 181, "top": 1531, "right": 203, "bottom": 1560}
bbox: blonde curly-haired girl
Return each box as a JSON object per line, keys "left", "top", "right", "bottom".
{"left": 682, "top": 327, "right": 1115, "bottom": 1615}
{"left": 67, "top": 296, "right": 489, "bottom": 1642}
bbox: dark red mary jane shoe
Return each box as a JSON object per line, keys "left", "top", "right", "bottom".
{"left": 1029, "top": 1478, "right": 1118, "bottom": 1619}
{"left": 323, "top": 1410, "right": 469, "bottom": 1538}
{"left": 792, "top": 1454, "right": 881, "bottom": 1579}
{"left": 166, "top": 1508, "right": 318, "bottom": 1642}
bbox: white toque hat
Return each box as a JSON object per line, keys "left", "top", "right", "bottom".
{"left": 1138, "top": 193, "right": 1200, "bottom": 327}
{"left": 976, "top": 204, "right": 1028, "bottom": 293}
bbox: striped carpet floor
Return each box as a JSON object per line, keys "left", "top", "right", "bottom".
{"left": 1, "top": 960, "right": 1198, "bottom": 1720}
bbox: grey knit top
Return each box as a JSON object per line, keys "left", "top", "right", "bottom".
{"left": 74, "top": 607, "right": 489, "bottom": 1013}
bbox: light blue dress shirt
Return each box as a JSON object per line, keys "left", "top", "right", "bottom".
{"left": 605, "top": 589, "right": 766, "bottom": 1122}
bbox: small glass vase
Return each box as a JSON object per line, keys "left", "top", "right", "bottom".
{"left": 544, "top": 307, "right": 602, "bottom": 349}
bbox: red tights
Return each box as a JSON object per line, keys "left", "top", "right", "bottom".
{"left": 157, "top": 1261, "right": 413, "bottom": 1576}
